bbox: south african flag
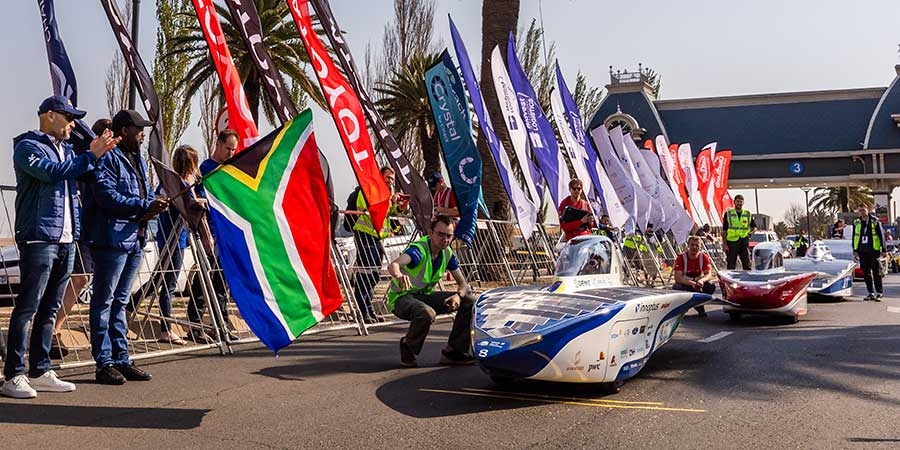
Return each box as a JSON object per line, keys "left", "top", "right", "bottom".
{"left": 203, "top": 109, "right": 343, "bottom": 352}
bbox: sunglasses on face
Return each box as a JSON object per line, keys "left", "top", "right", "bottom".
{"left": 53, "top": 110, "right": 77, "bottom": 123}
{"left": 570, "top": 187, "right": 582, "bottom": 191}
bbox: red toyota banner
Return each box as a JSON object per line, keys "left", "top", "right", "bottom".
{"left": 286, "top": 0, "right": 390, "bottom": 232}
{"left": 191, "top": 0, "right": 259, "bottom": 151}
{"left": 668, "top": 143, "right": 693, "bottom": 218}
{"left": 713, "top": 150, "right": 733, "bottom": 214}
{"left": 695, "top": 146, "right": 714, "bottom": 214}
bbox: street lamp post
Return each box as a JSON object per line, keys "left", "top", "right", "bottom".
{"left": 801, "top": 186, "right": 812, "bottom": 239}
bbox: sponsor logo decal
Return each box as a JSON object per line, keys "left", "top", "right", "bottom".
{"left": 636, "top": 303, "right": 660, "bottom": 313}
{"left": 566, "top": 350, "right": 585, "bottom": 372}
{"left": 609, "top": 355, "right": 617, "bottom": 367}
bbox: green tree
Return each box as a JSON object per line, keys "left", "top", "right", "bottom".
{"left": 810, "top": 186, "right": 873, "bottom": 215}
{"left": 370, "top": 0, "right": 441, "bottom": 175}
{"left": 479, "top": 0, "right": 520, "bottom": 220}
{"left": 168, "top": 0, "right": 324, "bottom": 126}
{"left": 773, "top": 221, "right": 789, "bottom": 239}
{"left": 374, "top": 52, "right": 442, "bottom": 176}
{"left": 572, "top": 71, "right": 603, "bottom": 120}
{"left": 154, "top": 0, "right": 192, "bottom": 152}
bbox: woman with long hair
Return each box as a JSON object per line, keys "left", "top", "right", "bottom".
{"left": 153, "top": 144, "right": 201, "bottom": 345}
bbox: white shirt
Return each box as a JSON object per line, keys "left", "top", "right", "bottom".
{"left": 53, "top": 139, "right": 73, "bottom": 244}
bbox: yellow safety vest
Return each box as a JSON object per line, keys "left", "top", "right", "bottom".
{"left": 352, "top": 190, "right": 398, "bottom": 239}
{"left": 725, "top": 209, "right": 752, "bottom": 242}
{"left": 386, "top": 237, "right": 453, "bottom": 311}
{"left": 852, "top": 218, "right": 882, "bottom": 251}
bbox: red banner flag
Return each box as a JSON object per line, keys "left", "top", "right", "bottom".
{"left": 668, "top": 143, "right": 693, "bottom": 217}
{"left": 286, "top": 0, "right": 390, "bottom": 232}
{"left": 713, "top": 150, "right": 733, "bottom": 214}
{"left": 191, "top": 0, "right": 259, "bottom": 151}
{"left": 695, "top": 147, "right": 713, "bottom": 214}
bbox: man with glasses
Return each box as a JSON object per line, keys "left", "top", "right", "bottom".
{"left": 386, "top": 215, "right": 475, "bottom": 367}
{"left": 2, "top": 96, "right": 118, "bottom": 398}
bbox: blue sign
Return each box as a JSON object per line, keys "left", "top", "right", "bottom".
{"left": 790, "top": 161, "right": 804, "bottom": 175}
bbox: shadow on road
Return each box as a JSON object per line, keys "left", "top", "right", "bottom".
{"left": 639, "top": 319, "right": 900, "bottom": 408}
{"left": 0, "top": 403, "right": 209, "bottom": 429}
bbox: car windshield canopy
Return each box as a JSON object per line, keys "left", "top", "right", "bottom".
{"left": 555, "top": 237, "right": 613, "bottom": 277}
{"left": 752, "top": 244, "right": 783, "bottom": 270}
{"left": 750, "top": 233, "right": 770, "bottom": 243}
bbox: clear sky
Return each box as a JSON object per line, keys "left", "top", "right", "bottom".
{"left": 2, "top": 0, "right": 900, "bottom": 226}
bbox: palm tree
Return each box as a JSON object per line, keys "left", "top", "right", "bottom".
{"left": 374, "top": 52, "right": 442, "bottom": 176}
{"left": 810, "top": 186, "right": 873, "bottom": 215}
{"left": 167, "top": 0, "right": 325, "bottom": 126}
{"left": 479, "top": 0, "right": 520, "bottom": 220}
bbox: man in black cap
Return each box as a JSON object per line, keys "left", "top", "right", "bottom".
{"left": 2, "top": 96, "right": 118, "bottom": 399}
{"left": 85, "top": 109, "right": 169, "bottom": 385}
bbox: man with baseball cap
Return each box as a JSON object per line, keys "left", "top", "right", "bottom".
{"left": 427, "top": 171, "right": 457, "bottom": 217}
{"left": 2, "top": 95, "right": 119, "bottom": 398}
{"left": 84, "top": 109, "right": 168, "bottom": 385}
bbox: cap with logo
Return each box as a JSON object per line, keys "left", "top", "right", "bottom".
{"left": 38, "top": 95, "right": 86, "bottom": 119}
{"left": 111, "top": 109, "right": 154, "bottom": 131}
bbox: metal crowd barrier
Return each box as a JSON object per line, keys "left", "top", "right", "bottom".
{"left": 0, "top": 178, "right": 725, "bottom": 369}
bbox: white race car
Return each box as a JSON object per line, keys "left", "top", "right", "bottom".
{"left": 472, "top": 235, "right": 713, "bottom": 393}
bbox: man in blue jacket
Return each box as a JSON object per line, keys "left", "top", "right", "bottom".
{"left": 85, "top": 109, "right": 168, "bottom": 385}
{"left": 1, "top": 96, "right": 118, "bottom": 399}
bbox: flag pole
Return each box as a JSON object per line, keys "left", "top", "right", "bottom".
{"left": 128, "top": 0, "right": 140, "bottom": 109}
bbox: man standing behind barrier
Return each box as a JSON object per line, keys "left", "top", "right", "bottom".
{"left": 387, "top": 215, "right": 476, "bottom": 367}
{"left": 350, "top": 166, "right": 409, "bottom": 324}
{"left": 2, "top": 96, "right": 117, "bottom": 398}
{"left": 189, "top": 129, "right": 238, "bottom": 343}
{"left": 86, "top": 109, "right": 168, "bottom": 385}
{"left": 852, "top": 203, "right": 885, "bottom": 301}
{"left": 722, "top": 194, "right": 757, "bottom": 270}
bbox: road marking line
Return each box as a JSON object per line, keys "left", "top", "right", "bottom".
{"left": 418, "top": 389, "right": 706, "bottom": 413}
{"left": 462, "top": 388, "right": 664, "bottom": 406}
{"left": 698, "top": 331, "right": 733, "bottom": 343}
{"left": 887, "top": 307, "right": 900, "bottom": 314}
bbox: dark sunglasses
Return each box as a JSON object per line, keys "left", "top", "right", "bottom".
{"left": 53, "top": 110, "right": 77, "bottom": 122}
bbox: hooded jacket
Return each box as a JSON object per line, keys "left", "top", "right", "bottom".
{"left": 12, "top": 130, "right": 98, "bottom": 243}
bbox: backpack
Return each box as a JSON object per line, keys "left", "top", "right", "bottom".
{"left": 342, "top": 186, "right": 362, "bottom": 232}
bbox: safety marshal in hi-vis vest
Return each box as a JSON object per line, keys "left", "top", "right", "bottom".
{"left": 852, "top": 203, "right": 886, "bottom": 301}
{"left": 386, "top": 215, "right": 478, "bottom": 368}
{"left": 721, "top": 194, "right": 757, "bottom": 270}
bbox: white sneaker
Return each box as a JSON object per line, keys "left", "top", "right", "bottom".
{"left": 29, "top": 370, "right": 76, "bottom": 393}
{"left": 1, "top": 375, "right": 37, "bottom": 399}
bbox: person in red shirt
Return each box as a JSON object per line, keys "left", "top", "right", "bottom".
{"left": 558, "top": 179, "right": 593, "bottom": 241}
{"left": 427, "top": 172, "right": 458, "bottom": 217}
{"left": 673, "top": 236, "right": 716, "bottom": 317}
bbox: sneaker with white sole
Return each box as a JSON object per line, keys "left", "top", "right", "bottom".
{"left": 1, "top": 375, "right": 37, "bottom": 399}
{"left": 29, "top": 370, "right": 76, "bottom": 393}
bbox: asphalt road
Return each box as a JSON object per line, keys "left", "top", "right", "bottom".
{"left": 3, "top": 276, "right": 900, "bottom": 450}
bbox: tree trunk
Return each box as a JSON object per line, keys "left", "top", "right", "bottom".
{"left": 478, "top": 0, "right": 520, "bottom": 221}
{"left": 420, "top": 119, "right": 441, "bottom": 177}
{"left": 246, "top": 73, "right": 262, "bottom": 125}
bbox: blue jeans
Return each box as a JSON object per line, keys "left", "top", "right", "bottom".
{"left": 156, "top": 245, "right": 183, "bottom": 332}
{"left": 3, "top": 243, "right": 74, "bottom": 379}
{"left": 352, "top": 231, "right": 384, "bottom": 318}
{"left": 90, "top": 248, "right": 143, "bottom": 368}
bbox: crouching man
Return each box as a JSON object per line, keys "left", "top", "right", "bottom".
{"left": 386, "top": 215, "right": 476, "bottom": 367}
{"left": 673, "top": 236, "right": 716, "bottom": 317}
